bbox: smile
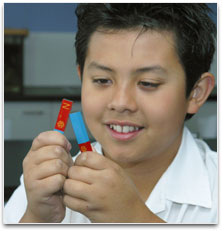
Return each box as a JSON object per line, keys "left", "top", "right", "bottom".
{"left": 106, "top": 122, "right": 144, "bottom": 141}
{"left": 108, "top": 124, "right": 142, "bottom": 133}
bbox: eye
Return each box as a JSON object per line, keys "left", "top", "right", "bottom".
{"left": 138, "top": 81, "right": 159, "bottom": 89}
{"left": 92, "top": 78, "right": 112, "bottom": 86}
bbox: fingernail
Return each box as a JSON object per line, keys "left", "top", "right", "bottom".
{"left": 81, "top": 152, "right": 87, "bottom": 161}
{"left": 66, "top": 142, "right": 72, "bottom": 152}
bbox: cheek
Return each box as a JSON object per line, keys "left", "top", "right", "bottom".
{"left": 81, "top": 84, "right": 105, "bottom": 126}
{"left": 81, "top": 89, "right": 96, "bottom": 118}
{"left": 142, "top": 89, "right": 187, "bottom": 124}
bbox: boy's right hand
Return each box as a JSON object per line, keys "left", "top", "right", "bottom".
{"left": 20, "top": 131, "right": 73, "bottom": 223}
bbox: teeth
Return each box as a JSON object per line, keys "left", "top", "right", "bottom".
{"left": 116, "top": 125, "right": 122, "bottom": 133}
{"left": 129, "top": 126, "right": 134, "bottom": 132}
{"left": 123, "top": 126, "right": 130, "bottom": 133}
{"left": 109, "top": 124, "right": 141, "bottom": 133}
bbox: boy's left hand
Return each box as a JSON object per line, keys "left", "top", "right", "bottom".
{"left": 63, "top": 151, "right": 162, "bottom": 223}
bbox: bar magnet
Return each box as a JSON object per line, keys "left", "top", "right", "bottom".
{"left": 69, "top": 111, "right": 92, "bottom": 152}
{"left": 54, "top": 98, "right": 73, "bottom": 134}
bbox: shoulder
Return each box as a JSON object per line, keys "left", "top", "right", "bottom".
{"left": 195, "top": 138, "right": 217, "bottom": 173}
{"left": 185, "top": 126, "right": 217, "bottom": 178}
{"left": 195, "top": 138, "right": 218, "bottom": 198}
{"left": 4, "top": 175, "right": 27, "bottom": 223}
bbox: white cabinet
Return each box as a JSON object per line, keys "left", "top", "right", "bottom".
{"left": 4, "top": 102, "right": 52, "bottom": 140}
{"left": 4, "top": 101, "right": 83, "bottom": 140}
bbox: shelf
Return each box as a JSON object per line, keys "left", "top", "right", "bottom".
{"left": 4, "top": 28, "right": 29, "bottom": 37}
{"left": 4, "top": 87, "right": 81, "bottom": 101}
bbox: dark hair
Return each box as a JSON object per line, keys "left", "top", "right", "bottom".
{"left": 75, "top": 3, "right": 216, "bottom": 118}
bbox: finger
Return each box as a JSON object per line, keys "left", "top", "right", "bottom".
{"left": 63, "top": 179, "right": 90, "bottom": 201}
{"left": 92, "top": 145, "right": 97, "bottom": 153}
{"left": 67, "top": 165, "right": 97, "bottom": 184}
{"left": 38, "top": 174, "right": 66, "bottom": 196}
{"left": 29, "top": 145, "right": 73, "bottom": 167}
{"left": 63, "top": 194, "right": 89, "bottom": 215}
{"left": 23, "top": 146, "right": 73, "bottom": 174}
{"left": 31, "top": 159, "right": 69, "bottom": 180}
{"left": 31, "top": 131, "right": 72, "bottom": 153}
{"left": 74, "top": 151, "right": 119, "bottom": 171}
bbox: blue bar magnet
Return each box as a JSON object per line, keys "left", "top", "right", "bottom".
{"left": 53, "top": 128, "right": 64, "bottom": 134}
{"left": 69, "top": 111, "right": 90, "bottom": 144}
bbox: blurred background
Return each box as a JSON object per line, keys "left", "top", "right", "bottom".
{"left": 4, "top": 3, "right": 217, "bottom": 203}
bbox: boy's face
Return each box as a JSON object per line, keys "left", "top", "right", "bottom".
{"left": 80, "top": 29, "right": 191, "bottom": 166}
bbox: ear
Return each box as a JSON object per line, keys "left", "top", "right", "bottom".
{"left": 77, "top": 65, "right": 82, "bottom": 81}
{"left": 187, "top": 72, "right": 215, "bottom": 114}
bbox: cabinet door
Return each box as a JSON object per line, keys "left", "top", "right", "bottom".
{"left": 185, "top": 101, "right": 217, "bottom": 139}
{"left": 24, "top": 32, "right": 81, "bottom": 87}
{"left": 4, "top": 102, "right": 52, "bottom": 140}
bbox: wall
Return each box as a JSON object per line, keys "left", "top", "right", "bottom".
{"left": 4, "top": 3, "right": 77, "bottom": 32}
{"left": 4, "top": 3, "right": 217, "bottom": 31}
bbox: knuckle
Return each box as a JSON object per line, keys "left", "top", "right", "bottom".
{"left": 62, "top": 138, "right": 69, "bottom": 148}
{"left": 22, "top": 152, "right": 33, "bottom": 170}
{"left": 54, "top": 159, "right": 69, "bottom": 176}
{"left": 59, "top": 137, "right": 69, "bottom": 150}
{"left": 22, "top": 156, "right": 28, "bottom": 169}
{"left": 54, "top": 158, "right": 63, "bottom": 170}
{"left": 31, "top": 132, "right": 47, "bottom": 148}
{"left": 54, "top": 146, "right": 64, "bottom": 157}
{"left": 75, "top": 152, "right": 88, "bottom": 165}
{"left": 34, "top": 132, "right": 45, "bottom": 144}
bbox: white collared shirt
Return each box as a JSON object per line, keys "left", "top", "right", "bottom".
{"left": 4, "top": 127, "right": 218, "bottom": 224}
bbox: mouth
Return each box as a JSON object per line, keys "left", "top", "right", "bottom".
{"left": 105, "top": 122, "right": 144, "bottom": 141}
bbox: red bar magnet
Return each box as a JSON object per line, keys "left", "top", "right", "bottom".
{"left": 54, "top": 99, "right": 73, "bottom": 133}
{"left": 78, "top": 141, "right": 93, "bottom": 152}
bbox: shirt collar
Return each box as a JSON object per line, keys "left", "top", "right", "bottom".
{"left": 147, "top": 127, "right": 212, "bottom": 214}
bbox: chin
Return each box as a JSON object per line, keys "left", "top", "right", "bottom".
{"left": 103, "top": 146, "right": 142, "bottom": 165}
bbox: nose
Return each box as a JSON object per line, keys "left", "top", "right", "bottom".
{"left": 107, "top": 85, "right": 138, "bottom": 113}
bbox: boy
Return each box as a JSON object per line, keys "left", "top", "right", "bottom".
{"left": 4, "top": 3, "right": 217, "bottom": 223}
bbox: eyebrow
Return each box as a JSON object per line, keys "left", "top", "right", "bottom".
{"left": 87, "top": 61, "right": 167, "bottom": 76}
{"left": 134, "top": 66, "right": 168, "bottom": 75}
{"left": 87, "top": 62, "right": 114, "bottom": 73}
